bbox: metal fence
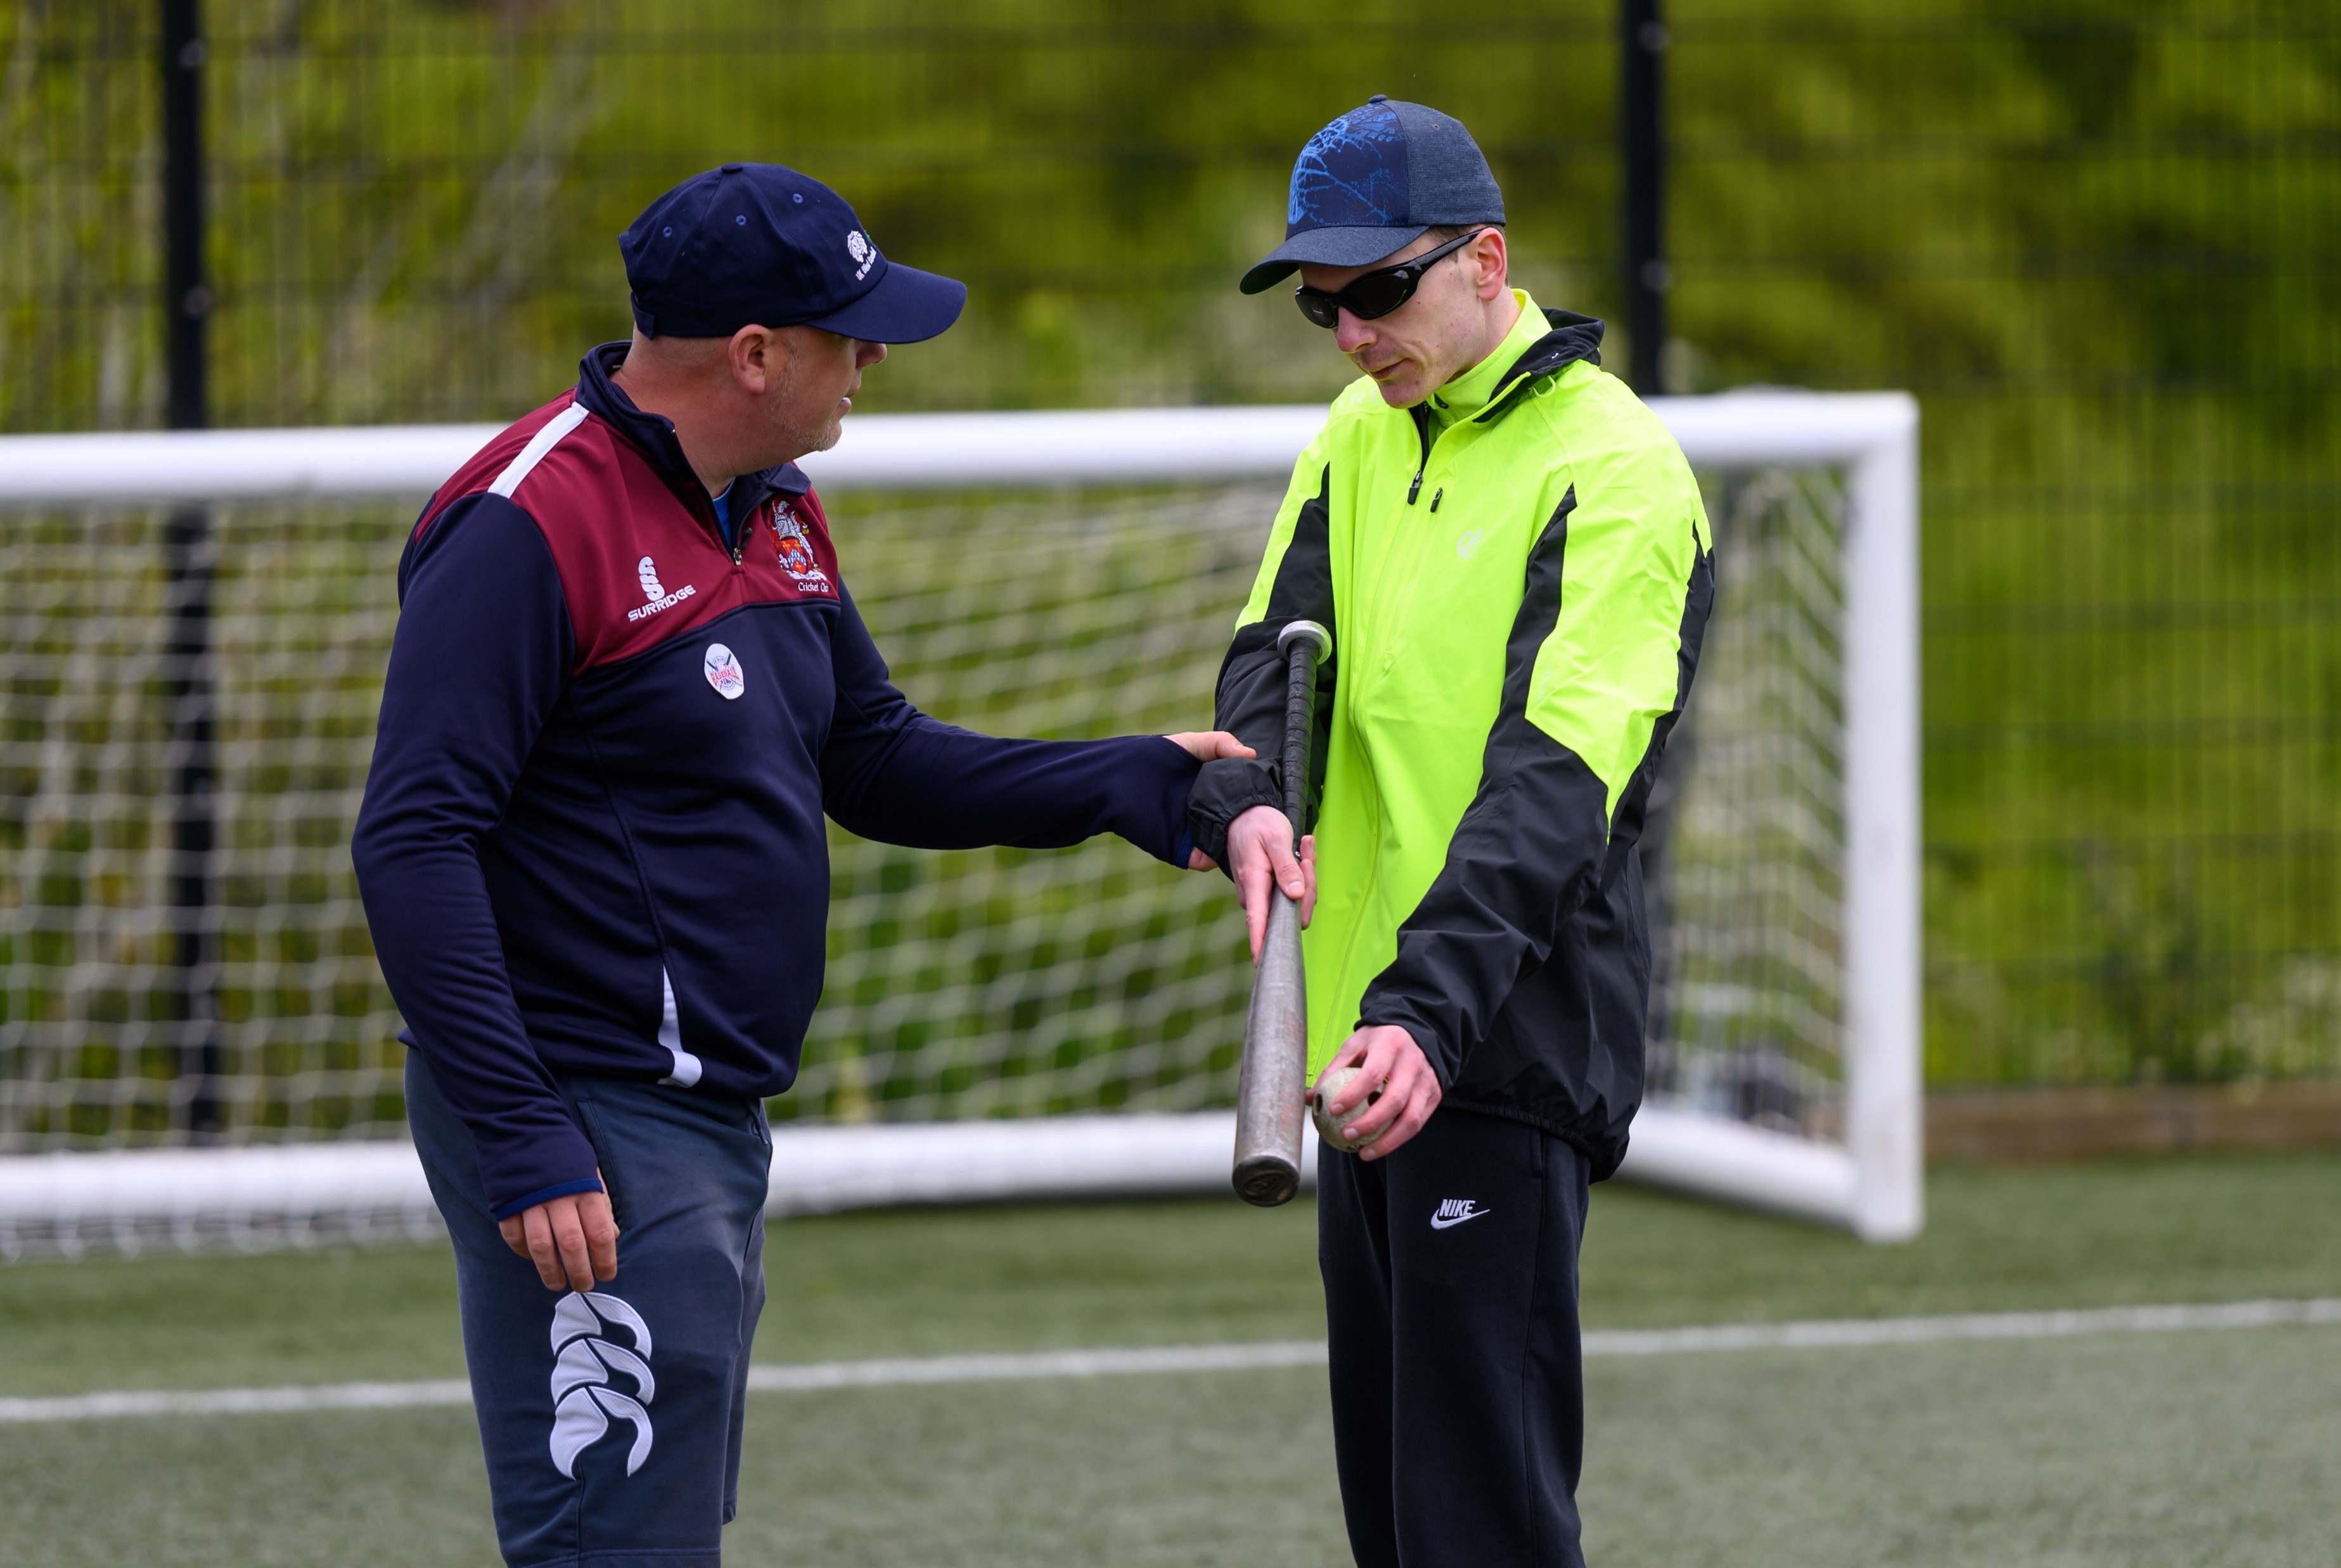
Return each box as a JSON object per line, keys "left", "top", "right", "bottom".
{"left": 2, "top": 2, "right": 2335, "bottom": 1095}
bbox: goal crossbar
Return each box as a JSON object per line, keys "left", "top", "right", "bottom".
{"left": 0, "top": 392, "right": 1920, "bottom": 1243}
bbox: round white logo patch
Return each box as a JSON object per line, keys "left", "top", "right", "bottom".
{"left": 1456, "top": 530, "right": 1484, "bottom": 559}
{"left": 703, "top": 643, "right": 745, "bottom": 701}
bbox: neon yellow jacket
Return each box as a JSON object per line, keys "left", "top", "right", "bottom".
{"left": 1189, "top": 297, "right": 1712, "bottom": 1175}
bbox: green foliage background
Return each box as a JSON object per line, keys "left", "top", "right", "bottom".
{"left": 2, "top": 0, "right": 2337, "bottom": 1094}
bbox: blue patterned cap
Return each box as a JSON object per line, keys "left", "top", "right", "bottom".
{"left": 1240, "top": 97, "right": 1505, "bottom": 294}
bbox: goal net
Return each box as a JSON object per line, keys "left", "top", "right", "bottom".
{"left": 0, "top": 398, "right": 1918, "bottom": 1253}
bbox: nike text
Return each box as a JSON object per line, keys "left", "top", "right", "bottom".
{"left": 1430, "top": 1199, "right": 1491, "bottom": 1230}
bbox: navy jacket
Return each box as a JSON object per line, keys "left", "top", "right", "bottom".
{"left": 353, "top": 345, "right": 1202, "bottom": 1218}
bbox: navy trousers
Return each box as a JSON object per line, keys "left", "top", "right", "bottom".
{"left": 1318, "top": 1106, "right": 1593, "bottom": 1568}
{"left": 406, "top": 1052, "right": 771, "bottom": 1568}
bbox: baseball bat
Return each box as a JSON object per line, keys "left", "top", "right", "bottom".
{"left": 1231, "top": 618, "right": 1331, "bottom": 1207}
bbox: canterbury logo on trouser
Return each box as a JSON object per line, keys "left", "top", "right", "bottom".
{"left": 549, "top": 1291, "right": 657, "bottom": 1477}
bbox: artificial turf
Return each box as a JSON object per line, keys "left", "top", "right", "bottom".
{"left": 8, "top": 1150, "right": 2340, "bottom": 1399}
{"left": 4, "top": 1152, "right": 2340, "bottom": 1565}
{"left": 12, "top": 1330, "right": 2341, "bottom": 1568}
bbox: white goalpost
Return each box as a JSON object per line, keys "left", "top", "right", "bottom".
{"left": 0, "top": 392, "right": 1920, "bottom": 1251}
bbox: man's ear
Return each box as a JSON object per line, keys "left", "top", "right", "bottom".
{"left": 1468, "top": 229, "right": 1509, "bottom": 300}
{"left": 729, "top": 324, "right": 787, "bottom": 395}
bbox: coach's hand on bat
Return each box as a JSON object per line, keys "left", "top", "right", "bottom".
{"left": 1212, "top": 801, "right": 1319, "bottom": 960}
{"left": 1314, "top": 1026, "right": 1443, "bottom": 1159}
{"left": 501, "top": 1174, "right": 620, "bottom": 1292}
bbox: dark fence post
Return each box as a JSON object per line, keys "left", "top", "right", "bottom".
{"left": 1620, "top": 0, "right": 1668, "bottom": 392}
{"left": 162, "top": 0, "right": 220, "bottom": 1137}
{"left": 1623, "top": 0, "right": 1679, "bottom": 1092}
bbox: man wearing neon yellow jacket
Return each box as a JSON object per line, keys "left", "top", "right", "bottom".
{"left": 1186, "top": 98, "right": 1714, "bottom": 1567}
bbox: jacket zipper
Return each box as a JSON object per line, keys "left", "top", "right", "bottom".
{"left": 702, "top": 494, "right": 745, "bottom": 568}
{"left": 1406, "top": 405, "right": 1432, "bottom": 505}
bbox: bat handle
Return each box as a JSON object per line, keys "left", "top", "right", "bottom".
{"left": 1274, "top": 620, "right": 1330, "bottom": 839}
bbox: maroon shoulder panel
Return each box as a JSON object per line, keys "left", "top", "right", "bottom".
{"left": 414, "top": 394, "right": 580, "bottom": 542}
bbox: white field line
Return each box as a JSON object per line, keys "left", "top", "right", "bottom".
{"left": 6, "top": 1298, "right": 2338, "bottom": 1426}
{"left": 1579, "top": 1296, "right": 2341, "bottom": 1357}
{"left": 0, "top": 1379, "right": 475, "bottom": 1423}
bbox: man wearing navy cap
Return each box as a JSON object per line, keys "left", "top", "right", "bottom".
{"left": 1189, "top": 101, "right": 1714, "bottom": 1565}
{"left": 354, "top": 163, "right": 1254, "bottom": 1565}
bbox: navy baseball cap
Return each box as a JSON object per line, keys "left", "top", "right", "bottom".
{"left": 620, "top": 163, "right": 966, "bottom": 342}
{"left": 1240, "top": 97, "right": 1506, "bottom": 295}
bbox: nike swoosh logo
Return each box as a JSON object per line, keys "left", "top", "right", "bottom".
{"left": 1430, "top": 1209, "right": 1491, "bottom": 1230}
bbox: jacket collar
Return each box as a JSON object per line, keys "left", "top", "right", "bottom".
{"left": 1469, "top": 310, "right": 1605, "bottom": 427}
{"left": 572, "top": 342, "right": 812, "bottom": 525}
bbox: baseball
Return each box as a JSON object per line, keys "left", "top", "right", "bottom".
{"left": 1311, "top": 1065, "right": 1383, "bottom": 1150}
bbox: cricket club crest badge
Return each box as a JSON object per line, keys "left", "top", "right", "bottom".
{"left": 771, "top": 503, "right": 833, "bottom": 595}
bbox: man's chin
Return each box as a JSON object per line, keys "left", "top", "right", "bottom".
{"left": 771, "top": 419, "right": 845, "bottom": 466}
{"left": 1358, "top": 361, "right": 1425, "bottom": 406}
{"left": 1372, "top": 376, "right": 1428, "bottom": 409}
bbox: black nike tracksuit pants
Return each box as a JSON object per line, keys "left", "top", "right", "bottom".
{"left": 1318, "top": 1106, "right": 1593, "bottom": 1568}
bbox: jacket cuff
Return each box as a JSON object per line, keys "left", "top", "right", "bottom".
{"left": 1133, "top": 736, "right": 1205, "bottom": 867}
{"left": 477, "top": 1117, "right": 605, "bottom": 1220}
{"left": 1186, "top": 758, "right": 1284, "bottom": 872}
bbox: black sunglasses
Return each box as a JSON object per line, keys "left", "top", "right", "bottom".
{"left": 1292, "top": 229, "right": 1487, "bottom": 329}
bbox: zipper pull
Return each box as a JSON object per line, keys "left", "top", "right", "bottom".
{"left": 1407, "top": 471, "right": 1424, "bottom": 505}
{"left": 1429, "top": 487, "right": 1444, "bottom": 513}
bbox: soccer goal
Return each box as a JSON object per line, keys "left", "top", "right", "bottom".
{"left": 0, "top": 392, "right": 1919, "bottom": 1253}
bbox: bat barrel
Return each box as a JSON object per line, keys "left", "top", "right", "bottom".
{"left": 1231, "top": 620, "right": 1331, "bottom": 1208}
{"left": 1233, "top": 893, "right": 1309, "bottom": 1205}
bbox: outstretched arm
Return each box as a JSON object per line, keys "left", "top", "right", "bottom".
{"left": 819, "top": 585, "right": 1224, "bottom": 864}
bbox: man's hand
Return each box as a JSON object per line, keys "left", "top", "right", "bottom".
{"left": 1164, "top": 730, "right": 1255, "bottom": 765}
{"left": 500, "top": 1178, "right": 620, "bottom": 1292}
{"left": 1312, "top": 1025, "right": 1442, "bottom": 1159}
{"left": 1220, "top": 802, "right": 1317, "bottom": 959}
